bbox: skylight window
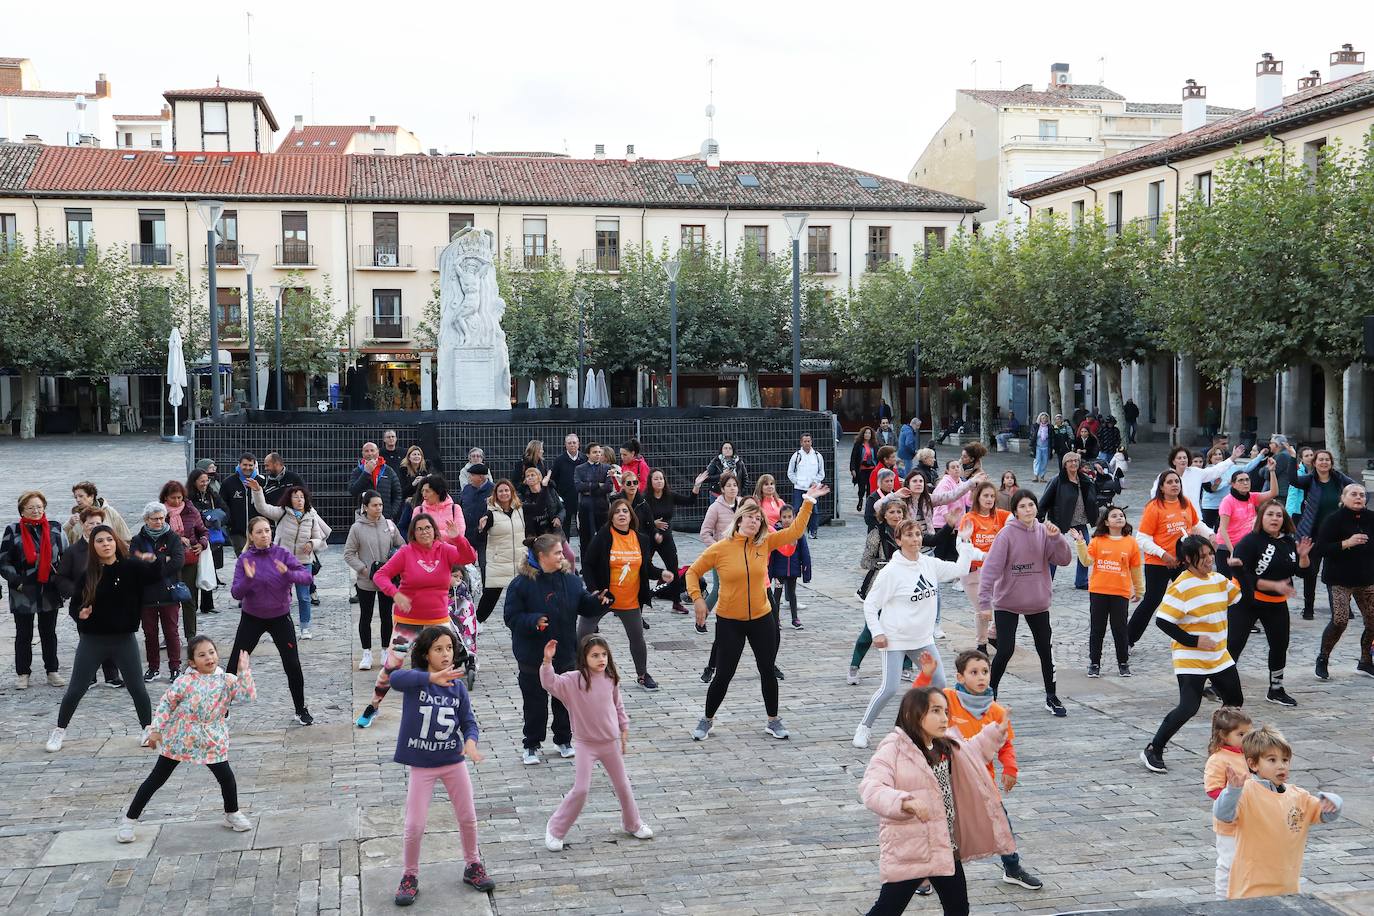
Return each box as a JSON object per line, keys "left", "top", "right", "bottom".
{"left": 328, "top": 140, "right": 338, "bottom": 146}
{"left": 856, "top": 176, "right": 880, "bottom": 189}
{"left": 311, "top": 140, "right": 320, "bottom": 146}
{"left": 675, "top": 173, "right": 697, "bottom": 186}
{"left": 737, "top": 174, "right": 760, "bottom": 188}
{"left": 121, "top": 153, "right": 136, "bottom": 160}
{"left": 192, "top": 155, "right": 206, "bottom": 163}
{"left": 221, "top": 157, "right": 233, "bottom": 164}
{"left": 162, "top": 154, "right": 176, "bottom": 162}
{"left": 295, "top": 141, "right": 304, "bottom": 147}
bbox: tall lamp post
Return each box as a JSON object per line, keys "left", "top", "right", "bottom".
{"left": 242, "top": 252, "right": 260, "bottom": 410}
{"left": 664, "top": 259, "right": 681, "bottom": 407}
{"left": 574, "top": 289, "right": 588, "bottom": 408}
{"left": 269, "top": 284, "right": 284, "bottom": 410}
{"left": 783, "top": 212, "right": 809, "bottom": 409}
{"left": 196, "top": 200, "right": 225, "bottom": 417}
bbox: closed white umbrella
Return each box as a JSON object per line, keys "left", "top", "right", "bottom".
{"left": 565, "top": 374, "right": 578, "bottom": 408}
{"left": 596, "top": 370, "right": 609, "bottom": 409}
{"left": 584, "top": 369, "right": 599, "bottom": 409}
{"left": 736, "top": 374, "right": 752, "bottom": 408}
{"left": 162, "top": 327, "right": 189, "bottom": 441}
{"left": 526, "top": 378, "right": 539, "bottom": 408}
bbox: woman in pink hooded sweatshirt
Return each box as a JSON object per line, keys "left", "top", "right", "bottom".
{"left": 860, "top": 685, "right": 1013, "bottom": 915}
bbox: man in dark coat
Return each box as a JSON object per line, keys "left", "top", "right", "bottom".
{"left": 549, "top": 433, "right": 587, "bottom": 535}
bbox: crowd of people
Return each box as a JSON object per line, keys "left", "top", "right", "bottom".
{"left": 1, "top": 415, "right": 1364, "bottom": 913}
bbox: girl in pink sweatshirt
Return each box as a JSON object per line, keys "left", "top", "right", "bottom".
{"left": 539, "top": 634, "right": 654, "bottom": 850}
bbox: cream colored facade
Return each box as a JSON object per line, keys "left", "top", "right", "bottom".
{"left": 113, "top": 114, "right": 170, "bottom": 150}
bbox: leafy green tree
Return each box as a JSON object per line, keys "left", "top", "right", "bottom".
{"left": 831, "top": 262, "right": 916, "bottom": 384}
{"left": 497, "top": 250, "right": 579, "bottom": 404}
{"left": 258, "top": 271, "right": 352, "bottom": 380}
{"left": 414, "top": 278, "right": 442, "bottom": 351}
{"left": 580, "top": 244, "right": 670, "bottom": 403}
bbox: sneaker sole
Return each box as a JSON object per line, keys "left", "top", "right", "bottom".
{"left": 1266, "top": 696, "right": 1298, "bottom": 707}
{"left": 1045, "top": 703, "right": 1067, "bottom": 717}
{"left": 1357, "top": 668, "right": 1374, "bottom": 679}
{"left": 1086, "top": 670, "right": 1100, "bottom": 678}
{"left": 1139, "top": 750, "right": 1167, "bottom": 773}
{"left": 764, "top": 728, "right": 789, "bottom": 740}
{"left": 1002, "top": 875, "right": 1044, "bottom": 890}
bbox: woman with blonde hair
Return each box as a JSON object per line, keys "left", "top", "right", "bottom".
{"left": 398, "top": 446, "right": 429, "bottom": 503}
{"left": 514, "top": 440, "right": 550, "bottom": 497}
{"left": 753, "top": 474, "right": 786, "bottom": 530}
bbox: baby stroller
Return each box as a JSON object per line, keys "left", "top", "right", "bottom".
{"left": 448, "top": 563, "right": 482, "bottom": 690}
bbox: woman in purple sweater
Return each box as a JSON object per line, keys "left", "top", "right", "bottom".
{"left": 977, "top": 489, "right": 1072, "bottom": 718}
{"left": 227, "top": 517, "right": 314, "bottom": 725}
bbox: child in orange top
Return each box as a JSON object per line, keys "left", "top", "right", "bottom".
{"left": 1070, "top": 505, "right": 1144, "bottom": 678}
{"left": 959, "top": 483, "right": 1010, "bottom": 654}
{"left": 1213, "top": 724, "right": 1341, "bottom": 899}
{"left": 1203, "top": 707, "right": 1252, "bottom": 899}
{"left": 914, "top": 648, "right": 1044, "bottom": 892}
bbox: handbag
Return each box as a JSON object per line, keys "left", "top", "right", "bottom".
{"left": 311, "top": 555, "right": 322, "bottom": 576}
{"left": 195, "top": 549, "right": 216, "bottom": 592}
{"left": 170, "top": 580, "right": 193, "bottom": 603}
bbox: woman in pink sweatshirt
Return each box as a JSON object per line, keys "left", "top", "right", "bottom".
{"left": 539, "top": 634, "right": 653, "bottom": 851}
{"left": 976, "top": 489, "right": 1072, "bottom": 718}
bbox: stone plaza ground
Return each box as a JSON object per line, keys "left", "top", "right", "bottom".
{"left": 0, "top": 433, "right": 1371, "bottom": 915}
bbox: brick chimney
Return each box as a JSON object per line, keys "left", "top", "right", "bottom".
{"left": 1298, "top": 70, "right": 1322, "bottom": 90}
{"left": 1255, "top": 52, "right": 1284, "bottom": 112}
{"left": 1181, "top": 79, "right": 1207, "bottom": 132}
{"left": 93, "top": 73, "right": 111, "bottom": 98}
{"left": 1329, "top": 43, "right": 1366, "bottom": 81}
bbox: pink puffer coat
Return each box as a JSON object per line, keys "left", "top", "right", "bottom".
{"left": 859, "top": 726, "right": 1015, "bottom": 883}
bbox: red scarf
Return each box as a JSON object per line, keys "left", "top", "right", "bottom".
{"left": 20, "top": 517, "right": 54, "bottom": 583}
{"left": 362, "top": 459, "right": 384, "bottom": 487}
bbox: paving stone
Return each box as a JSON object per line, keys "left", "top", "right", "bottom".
{"left": 358, "top": 865, "right": 492, "bottom": 915}
{"left": 253, "top": 809, "right": 359, "bottom": 851}
{"left": 151, "top": 820, "right": 257, "bottom": 857}
{"left": 37, "top": 828, "right": 158, "bottom": 867}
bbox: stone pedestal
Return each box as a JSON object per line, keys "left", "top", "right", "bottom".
{"left": 449, "top": 348, "right": 497, "bottom": 411}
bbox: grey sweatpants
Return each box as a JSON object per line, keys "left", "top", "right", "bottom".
{"left": 56, "top": 633, "right": 152, "bottom": 729}
{"left": 859, "top": 644, "right": 945, "bottom": 728}
{"left": 577, "top": 607, "right": 649, "bottom": 677}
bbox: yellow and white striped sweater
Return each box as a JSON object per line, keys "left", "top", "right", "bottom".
{"left": 1156, "top": 570, "right": 1240, "bottom": 674}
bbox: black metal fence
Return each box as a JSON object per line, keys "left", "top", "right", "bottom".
{"left": 188, "top": 407, "right": 838, "bottom": 540}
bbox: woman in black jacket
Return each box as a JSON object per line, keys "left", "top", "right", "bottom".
{"left": 644, "top": 468, "right": 709, "bottom": 614}
{"left": 1, "top": 490, "right": 67, "bottom": 689}
{"left": 849, "top": 426, "right": 879, "bottom": 512}
{"left": 704, "top": 441, "right": 749, "bottom": 496}
{"left": 128, "top": 501, "right": 186, "bottom": 682}
{"left": 54, "top": 507, "right": 124, "bottom": 688}
{"left": 1075, "top": 425, "right": 1100, "bottom": 465}
{"left": 513, "top": 439, "right": 551, "bottom": 498}
{"left": 187, "top": 469, "right": 227, "bottom": 612}
{"left": 520, "top": 466, "right": 564, "bottom": 538}
{"left": 579, "top": 499, "right": 671, "bottom": 690}
{"left": 575, "top": 444, "right": 614, "bottom": 556}
{"left": 1037, "top": 453, "right": 1097, "bottom": 588}
{"left": 1313, "top": 483, "right": 1374, "bottom": 681}
{"left": 1228, "top": 501, "right": 1309, "bottom": 705}
{"left": 44, "top": 525, "right": 160, "bottom": 753}
{"left": 614, "top": 471, "right": 652, "bottom": 536}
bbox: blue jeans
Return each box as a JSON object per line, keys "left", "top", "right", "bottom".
{"left": 791, "top": 490, "right": 818, "bottom": 536}
{"left": 1033, "top": 443, "right": 1050, "bottom": 479}
{"left": 1049, "top": 524, "right": 1091, "bottom": 588}
{"left": 295, "top": 582, "right": 312, "bottom": 628}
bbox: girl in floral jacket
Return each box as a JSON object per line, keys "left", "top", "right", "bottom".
{"left": 117, "top": 635, "right": 256, "bottom": 844}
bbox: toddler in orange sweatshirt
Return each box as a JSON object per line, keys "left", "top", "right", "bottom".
{"left": 1202, "top": 707, "right": 1252, "bottom": 898}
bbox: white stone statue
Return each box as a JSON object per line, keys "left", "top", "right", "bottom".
{"left": 437, "top": 228, "right": 512, "bottom": 410}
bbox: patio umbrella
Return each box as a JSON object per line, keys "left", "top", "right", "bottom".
{"left": 526, "top": 378, "right": 539, "bottom": 408}
{"left": 595, "top": 370, "right": 609, "bottom": 409}
{"left": 736, "top": 374, "right": 752, "bottom": 409}
{"left": 584, "top": 368, "right": 599, "bottom": 409}
{"left": 162, "top": 328, "right": 188, "bottom": 441}
{"left": 565, "top": 373, "right": 578, "bottom": 409}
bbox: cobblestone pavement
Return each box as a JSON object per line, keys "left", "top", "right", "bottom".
{"left": 1, "top": 434, "right": 1372, "bottom": 915}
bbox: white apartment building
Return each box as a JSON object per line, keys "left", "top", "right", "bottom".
{"left": 0, "top": 57, "right": 114, "bottom": 148}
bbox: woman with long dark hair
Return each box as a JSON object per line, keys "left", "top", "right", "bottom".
{"left": 1312, "top": 483, "right": 1374, "bottom": 682}
{"left": 850, "top": 426, "right": 879, "bottom": 512}
{"left": 705, "top": 441, "right": 749, "bottom": 495}
{"left": 160, "top": 480, "right": 208, "bottom": 644}
{"left": 187, "top": 469, "right": 227, "bottom": 614}
{"left": 644, "top": 468, "right": 708, "bottom": 615}
{"left": 1228, "top": 500, "right": 1308, "bottom": 703}
{"left": 344, "top": 489, "right": 404, "bottom": 671}
{"left": 1290, "top": 449, "right": 1356, "bottom": 620}
{"left": 1127, "top": 469, "right": 1211, "bottom": 647}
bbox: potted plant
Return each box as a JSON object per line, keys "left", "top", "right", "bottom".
{"left": 107, "top": 389, "right": 125, "bottom": 436}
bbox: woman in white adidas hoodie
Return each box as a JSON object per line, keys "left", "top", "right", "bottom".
{"left": 852, "top": 519, "right": 981, "bottom": 749}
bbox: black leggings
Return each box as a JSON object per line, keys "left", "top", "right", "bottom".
{"left": 855, "top": 470, "right": 874, "bottom": 510}
{"left": 14, "top": 611, "right": 59, "bottom": 676}
{"left": 355, "top": 587, "right": 394, "bottom": 650}
{"left": 866, "top": 860, "right": 968, "bottom": 916}
{"left": 1300, "top": 554, "right": 1325, "bottom": 614}
{"left": 1088, "top": 593, "right": 1129, "bottom": 666}
{"left": 769, "top": 579, "right": 799, "bottom": 617}
{"left": 989, "top": 609, "right": 1056, "bottom": 696}
{"left": 226, "top": 613, "right": 307, "bottom": 713}
{"left": 475, "top": 586, "right": 505, "bottom": 624}
{"left": 127, "top": 755, "right": 238, "bottom": 819}
{"left": 57, "top": 633, "right": 152, "bottom": 729}
{"left": 650, "top": 531, "right": 679, "bottom": 582}
{"left": 1228, "top": 598, "right": 1290, "bottom": 672}
{"left": 705, "top": 613, "right": 779, "bottom": 719}
{"left": 1150, "top": 666, "right": 1243, "bottom": 751}
{"left": 1128, "top": 564, "right": 1177, "bottom": 645}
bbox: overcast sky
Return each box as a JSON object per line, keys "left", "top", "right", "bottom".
{"left": 13, "top": 1, "right": 1373, "bottom": 180}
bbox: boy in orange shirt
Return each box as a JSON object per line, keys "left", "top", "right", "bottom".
{"left": 1213, "top": 724, "right": 1342, "bottom": 899}
{"left": 916, "top": 648, "right": 1043, "bottom": 891}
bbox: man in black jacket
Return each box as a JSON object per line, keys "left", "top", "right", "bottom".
{"left": 261, "top": 452, "right": 307, "bottom": 508}
{"left": 379, "top": 429, "right": 403, "bottom": 472}
{"left": 219, "top": 452, "right": 263, "bottom": 555}
{"left": 550, "top": 433, "right": 586, "bottom": 535}
{"left": 1037, "top": 453, "right": 1096, "bottom": 589}
{"left": 348, "top": 441, "right": 404, "bottom": 520}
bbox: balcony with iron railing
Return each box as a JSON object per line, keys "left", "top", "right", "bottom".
{"left": 276, "top": 241, "right": 315, "bottom": 267}
{"left": 369, "top": 315, "right": 411, "bottom": 340}
{"left": 806, "top": 251, "right": 838, "bottom": 274}
{"left": 580, "top": 248, "right": 621, "bottom": 272}
{"left": 865, "top": 250, "right": 895, "bottom": 271}
{"left": 359, "top": 244, "right": 414, "bottom": 269}
{"left": 131, "top": 243, "right": 173, "bottom": 267}
{"left": 207, "top": 241, "right": 241, "bottom": 266}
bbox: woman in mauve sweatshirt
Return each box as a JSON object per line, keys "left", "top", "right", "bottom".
{"left": 977, "top": 489, "right": 1072, "bottom": 718}
{"left": 226, "top": 516, "right": 314, "bottom": 725}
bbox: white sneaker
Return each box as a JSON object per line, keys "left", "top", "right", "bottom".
{"left": 934, "top": 627, "right": 947, "bottom": 639}
{"left": 359, "top": 649, "right": 373, "bottom": 671}
{"left": 795, "top": 603, "right": 808, "bottom": 611}
{"left": 116, "top": 817, "right": 137, "bottom": 844}
{"left": 47, "top": 672, "right": 66, "bottom": 687}
{"left": 544, "top": 828, "right": 563, "bottom": 851}
{"left": 16, "top": 674, "right": 29, "bottom": 690}
{"left": 630, "top": 823, "right": 654, "bottom": 839}
{"left": 952, "top": 581, "right": 964, "bottom": 592}
{"left": 139, "top": 726, "right": 154, "bottom": 747}
{"left": 476, "top": 621, "right": 484, "bottom": 635}
{"left": 900, "top": 669, "right": 914, "bottom": 683}
{"left": 852, "top": 724, "right": 871, "bottom": 749}
{"left": 45, "top": 727, "right": 66, "bottom": 753}
{"left": 300, "top": 629, "right": 313, "bottom": 640}
{"left": 223, "top": 811, "right": 252, "bottom": 832}
{"left": 556, "top": 743, "right": 575, "bottom": 758}
{"left": 522, "top": 748, "right": 540, "bottom": 765}
{"left": 846, "top": 666, "right": 860, "bottom": 686}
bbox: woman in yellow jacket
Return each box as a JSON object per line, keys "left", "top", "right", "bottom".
{"left": 686, "top": 483, "right": 830, "bottom": 741}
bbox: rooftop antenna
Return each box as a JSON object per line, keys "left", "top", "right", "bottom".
{"left": 246, "top": 12, "right": 254, "bottom": 87}
{"left": 706, "top": 57, "right": 716, "bottom": 137}
{"left": 971, "top": 59, "right": 977, "bottom": 87}
{"left": 1099, "top": 56, "right": 1106, "bottom": 85}
{"left": 469, "top": 114, "right": 478, "bottom": 154}
{"left": 310, "top": 72, "right": 316, "bottom": 122}
{"left": 996, "top": 59, "right": 1003, "bottom": 89}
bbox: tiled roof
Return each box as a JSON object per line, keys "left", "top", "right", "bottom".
{"left": 1122, "top": 102, "right": 1243, "bottom": 115}
{"left": 1064, "top": 84, "right": 1126, "bottom": 101}
{"left": 0, "top": 87, "right": 82, "bottom": 99}
{"left": 162, "top": 86, "right": 280, "bottom": 131}
{"left": 0, "top": 58, "right": 29, "bottom": 67}
{"left": 0, "top": 144, "right": 981, "bottom": 212}
{"left": 15, "top": 146, "right": 348, "bottom": 199}
{"left": 1014, "top": 70, "right": 1374, "bottom": 199}
{"left": 277, "top": 125, "right": 400, "bottom": 154}
{"left": 113, "top": 113, "right": 170, "bottom": 122}
{"left": 961, "top": 88, "right": 1086, "bottom": 108}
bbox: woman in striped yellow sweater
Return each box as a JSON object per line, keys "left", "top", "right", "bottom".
{"left": 1140, "top": 535, "right": 1244, "bottom": 774}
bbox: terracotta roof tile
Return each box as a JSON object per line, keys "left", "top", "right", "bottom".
{"left": 1064, "top": 84, "right": 1126, "bottom": 101}
{"left": 277, "top": 125, "right": 401, "bottom": 154}
{"left": 0, "top": 87, "right": 83, "bottom": 99}
{"left": 0, "top": 142, "right": 40, "bottom": 188}
{"left": 1122, "top": 102, "right": 1243, "bottom": 115}
{"left": 162, "top": 86, "right": 279, "bottom": 131}
{"left": 113, "top": 113, "right": 170, "bottom": 122}
{"left": 1014, "top": 70, "right": 1374, "bottom": 199}
{"left": 960, "top": 88, "right": 1086, "bottom": 108}
{"left": 0, "top": 58, "right": 28, "bottom": 66}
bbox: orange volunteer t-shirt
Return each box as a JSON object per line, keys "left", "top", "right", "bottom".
{"left": 1204, "top": 747, "right": 1248, "bottom": 836}
{"left": 965, "top": 509, "right": 1010, "bottom": 570}
{"left": 1227, "top": 779, "right": 1327, "bottom": 898}
{"left": 608, "top": 529, "right": 643, "bottom": 611}
{"left": 1085, "top": 535, "right": 1142, "bottom": 598}
{"left": 1140, "top": 498, "right": 1199, "bottom": 566}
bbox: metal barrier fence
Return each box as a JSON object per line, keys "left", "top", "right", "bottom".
{"left": 188, "top": 407, "right": 839, "bottom": 540}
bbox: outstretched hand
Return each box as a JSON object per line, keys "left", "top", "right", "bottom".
{"left": 242, "top": 560, "right": 256, "bottom": 578}
{"left": 916, "top": 650, "right": 937, "bottom": 677}
{"left": 429, "top": 665, "right": 464, "bottom": 687}
{"left": 238, "top": 651, "right": 251, "bottom": 672}
{"left": 543, "top": 639, "right": 558, "bottom": 663}
{"left": 804, "top": 483, "right": 831, "bottom": 500}
{"left": 273, "top": 560, "right": 289, "bottom": 574}
{"left": 1225, "top": 767, "right": 1246, "bottom": 788}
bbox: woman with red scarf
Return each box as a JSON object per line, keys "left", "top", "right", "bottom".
{"left": 1, "top": 490, "right": 68, "bottom": 689}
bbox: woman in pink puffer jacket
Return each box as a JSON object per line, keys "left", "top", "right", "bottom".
{"left": 859, "top": 686, "right": 1014, "bottom": 915}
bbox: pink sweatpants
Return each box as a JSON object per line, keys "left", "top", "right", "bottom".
{"left": 546, "top": 739, "right": 641, "bottom": 840}
{"left": 402, "top": 762, "right": 480, "bottom": 875}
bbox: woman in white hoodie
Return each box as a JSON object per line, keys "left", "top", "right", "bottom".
{"left": 852, "top": 519, "right": 980, "bottom": 749}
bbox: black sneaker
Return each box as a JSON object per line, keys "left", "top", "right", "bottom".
{"left": 1045, "top": 694, "right": 1067, "bottom": 717}
{"left": 1087, "top": 664, "right": 1101, "bottom": 678}
{"left": 791, "top": 618, "right": 804, "bottom": 630}
{"left": 462, "top": 861, "right": 495, "bottom": 892}
{"left": 168, "top": 666, "right": 180, "bottom": 681}
{"left": 1140, "top": 744, "right": 1167, "bottom": 773}
{"left": 700, "top": 666, "right": 714, "bottom": 684}
{"left": 1118, "top": 663, "right": 1132, "bottom": 678}
{"left": 1266, "top": 687, "right": 1298, "bottom": 707}
{"left": 1357, "top": 660, "right": 1374, "bottom": 679}
{"left": 310, "top": 595, "right": 321, "bottom": 607}
{"left": 1301, "top": 609, "right": 1315, "bottom": 620}
{"left": 694, "top": 622, "right": 708, "bottom": 634}
{"left": 143, "top": 668, "right": 158, "bottom": 683}
{"left": 915, "top": 881, "right": 933, "bottom": 896}
{"left": 106, "top": 677, "right": 124, "bottom": 688}
{"left": 294, "top": 708, "right": 315, "bottom": 726}
{"left": 1202, "top": 684, "right": 1220, "bottom": 702}
{"left": 348, "top": 594, "right": 359, "bottom": 605}
{"left": 1315, "top": 655, "right": 1330, "bottom": 680}
{"left": 976, "top": 643, "right": 988, "bottom": 657}
{"left": 1003, "top": 864, "right": 1044, "bottom": 890}
{"left": 637, "top": 673, "right": 659, "bottom": 691}
{"left": 774, "top": 667, "right": 785, "bottom": 681}
{"left": 394, "top": 873, "right": 419, "bottom": 906}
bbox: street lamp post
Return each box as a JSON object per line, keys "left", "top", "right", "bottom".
{"left": 783, "top": 212, "right": 809, "bottom": 409}
{"left": 242, "top": 252, "right": 260, "bottom": 410}
{"left": 269, "top": 284, "right": 284, "bottom": 410}
{"left": 910, "top": 340, "right": 921, "bottom": 451}
{"left": 664, "top": 259, "right": 681, "bottom": 407}
{"left": 574, "top": 289, "right": 588, "bottom": 408}
{"left": 196, "top": 200, "right": 225, "bottom": 417}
